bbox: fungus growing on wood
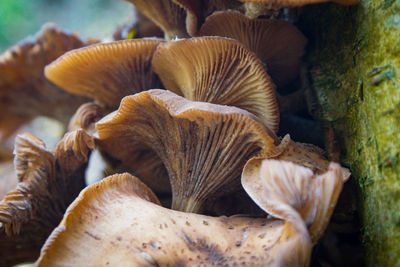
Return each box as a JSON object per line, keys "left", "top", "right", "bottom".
{"left": 0, "top": 24, "right": 95, "bottom": 142}
{"left": 198, "top": 10, "right": 307, "bottom": 86}
{"left": 152, "top": 37, "right": 279, "bottom": 132}
{"left": 172, "top": 0, "right": 243, "bottom": 35}
{"left": 96, "top": 89, "right": 283, "bottom": 212}
{"left": 0, "top": 129, "right": 94, "bottom": 266}
{"left": 45, "top": 39, "right": 164, "bottom": 110}
{"left": 241, "top": 159, "right": 349, "bottom": 243}
{"left": 36, "top": 173, "right": 312, "bottom": 266}
{"left": 123, "top": 0, "right": 188, "bottom": 40}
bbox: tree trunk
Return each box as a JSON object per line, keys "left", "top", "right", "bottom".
{"left": 300, "top": 2, "right": 400, "bottom": 266}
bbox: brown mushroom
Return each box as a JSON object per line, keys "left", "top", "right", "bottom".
{"left": 0, "top": 23, "right": 96, "bottom": 142}
{"left": 0, "top": 129, "right": 94, "bottom": 266}
{"left": 36, "top": 172, "right": 312, "bottom": 266}
{"left": 96, "top": 89, "right": 283, "bottom": 212}
{"left": 172, "top": 0, "right": 244, "bottom": 35}
{"left": 152, "top": 36, "right": 280, "bottom": 132}
{"left": 242, "top": 159, "right": 349, "bottom": 243}
{"left": 198, "top": 10, "right": 307, "bottom": 86}
{"left": 45, "top": 38, "right": 164, "bottom": 110}
{"left": 123, "top": 0, "right": 188, "bottom": 40}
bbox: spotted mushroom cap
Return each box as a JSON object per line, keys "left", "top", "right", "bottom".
{"left": 96, "top": 89, "right": 282, "bottom": 212}
{"left": 242, "top": 159, "right": 348, "bottom": 243}
{"left": 0, "top": 129, "right": 94, "bottom": 266}
{"left": 45, "top": 39, "right": 164, "bottom": 110}
{"left": 152, "top": 37, "right": 280, "bottom": 132}
{"left": 36, "top": 173, "right": 311, "bottom": 266}
{"left": 198, "top": 10, "right": 307, "bottom": 86}
{"left": 123, "top": 0, "right": 188, "bottom": 40}
{"left": 0, "top": 23, "right": 95, "bottom": 141}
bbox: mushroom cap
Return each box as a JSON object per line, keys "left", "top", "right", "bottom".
{"left": 198, "top": 11, "right": 307, "bottom": 86}
{"left": 242, "top": 159, "right": 348, "bottom": 243}
{"left": 96, "top": 89, "right": 281, "bottom": 212}
{"left": 152, "top": 36, "right": 279, "bottom": 132}
{"left": 0, "top": 129, "right": 94, "bottom": 266}
{"left": 68, "top": 102, "right": 104, "bottom": 133}
{"left": 0, "top": 24, "right": 94, "bottom": 141}
{"left": 238, "top": 0, "right": 359, "bottom": 8}
{"left": 45, "top": 39, "right": 164, "bottom": 109}
{"left": 37, "top": 173, "right": 311, "bottom": 266}
{"left": 123, "top": 0, "right": 188, "bottom": 40}
{"left": 172, "top": 0, "right": 243, "bottom": 35}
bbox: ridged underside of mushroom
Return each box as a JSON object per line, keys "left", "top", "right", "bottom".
{"left": 68, "top": 102, "right": 104, "bottom": 133}
{"left": 152, "top": 37, "right": 279, "bottom": 133}
{"left": 45, "top": 39, "right": 164, "bottom": 109}
{"left": 238, "top": 0, "right": 359, "bottom": 7}
{"left": 124, "top": 0, "right": 188, "bottom": 40}
{"left": 198, "top": 11, "right": 307, "bottom": 86}
{"left": 37, "top": 173, "right": 311, "bottom": 267}
{"left": 242, "top": 159, "right": 347, "bottom": 243}
{"left": 0, "top": 24, "right": 94, "bottom": 141}
{"left": 172, "top": 0, "right": 243, "bottom": 35}
{"left": 0, "top": 130, "right": 93, "bottom": 266}
{"left": 96, "top": 89, "right": 280, "bottom": 212}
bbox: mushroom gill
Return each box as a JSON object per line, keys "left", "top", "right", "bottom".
{"left": 198, "top": 10, "right": 307, "bottom": 86}
{"left": 36, "top": 173, "right": 311, "bottom": 266}
{"left": 0, "top": 23, "right": 95, "bottom": 142}
{"left": 96, "top": 89, "right": 282, "bottom": 212}
{"left": 45, "top": 39, "right": 164, "bottom": 110}
{"left": 152, "top": 36, "right": 279, "bottom": 133}
{"left": 0, "top": 129, "right": 94, "bottom": 266}
{"left": 123, "top": 0, "right": 188, "bottom": 40}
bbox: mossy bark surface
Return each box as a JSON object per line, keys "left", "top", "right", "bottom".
{"left": 300, "top": 1, "right": 400, "bottom": 265}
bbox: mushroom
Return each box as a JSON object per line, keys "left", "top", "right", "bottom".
{"left": 36, "top": 172, "right": 312, "bottom": 266}
{"left": 171, "top": 0, "right": 244, "bottom": 35}
{"left": 45, "top": 38, "right": 164, "bottom": 110}
{"left": 152, "top": 36, "right": 280, "bottom": 133}
{"left": 0, "top": 23, "right": 96, "bottom": 142}
{"left": 0, "top": 129, "right": 94, "bottom": 266}
{"left": 241, "top": 159, "right": 349, "bottom": 243}
{"left": 123, "top": 0, "right": 188, "bottom": 40}
{"left": 96, "top": 89, "right": 284, "bottom": 212}
{"left": 198, "top": 10, "right": 307, "bottom": 86}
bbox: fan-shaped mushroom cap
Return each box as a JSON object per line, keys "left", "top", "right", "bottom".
{"left": 198, "top": 11, "right": 307, "bottom": 86}
{"left": 238, "top": 0, "right": 359, "bottom": 8}
{"left": 0, "top": 129, "right": 94, "bottom": 266}
{"left": 96, "top": 89, "right": 283, "bottom": 212}
{"left": 152, "top": 37, "right": 279, "bottom": 132}
{"left": 172, "top": 0, "right": 243, "bottom": 35}
{"left": 45, "top": 39, "right": 164, "bottom": 109}
{"left": 0, "top": 23, "right": 95, "bottom": 141}
{"left": 242, "top": 159, "right": 348, "bottom": 243}
{"left": 123, "top": 0, "right": 188, "bottom": 40}
{"left": 37, "top": 173, "right": 311, "bottom": 266}
{"left": 68, "top": 102, "right": 103, "bottom": 133}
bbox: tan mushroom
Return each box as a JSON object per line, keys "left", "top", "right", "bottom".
{"left": 0, "top": 129, "right": 94, "bottom": 266}
{"left": 242, "top": 159, "right": 349, "bottom": 243}
{"left": 198, "top": 10, "right": 307, "bottom": 86}
{"left": 0, "top": 23, "right": 95, "bottom": 142}
{"left": 152, "top": 36, "right": 280, "bottom": 132}
{"left": 96, "top": 89, "right": 283, "bottom": 212}
{"left": 36, "top": 172, "right": 312, "bottom": 266}
{"left": 123, "top": 0, "right": 188, "bottom": 40}
{"left": 172, "top": 0, "right": 244, "bottom": 35}
{"left": 45, "top": 39, "right": 164, "bottom": 110}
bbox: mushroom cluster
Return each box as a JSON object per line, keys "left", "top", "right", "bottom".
{"left": 0, "top": 0, "right": 358, "bottom": 265}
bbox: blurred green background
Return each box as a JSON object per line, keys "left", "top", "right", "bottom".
{"left": 0, "top": 0, "right": 133, "bottom": 52}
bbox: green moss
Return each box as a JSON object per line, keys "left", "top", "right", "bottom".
{"left": 301, "top": 1, "right": 400, "bottom": 265}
